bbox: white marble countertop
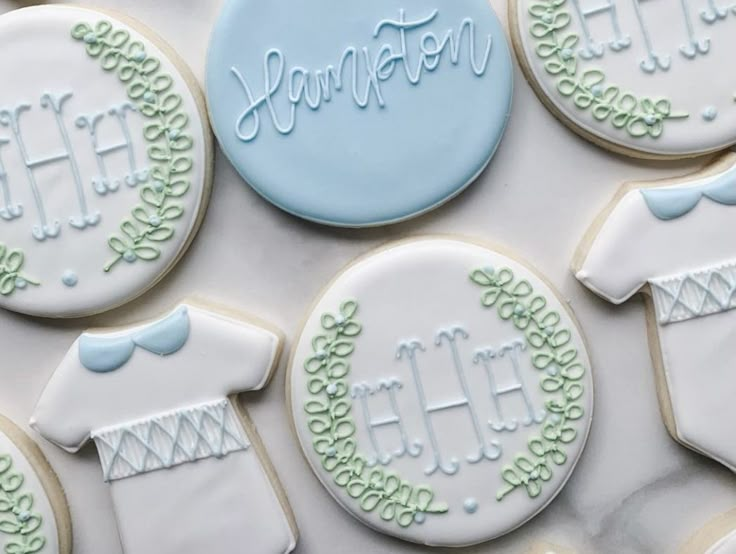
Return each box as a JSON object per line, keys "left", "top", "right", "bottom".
{"left": 0, "top": 1, "right": 734, "bottom": 553}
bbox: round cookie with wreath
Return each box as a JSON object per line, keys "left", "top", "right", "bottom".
{"left": 511, "top": 0, "right": 736, "bottom": 159}
{"left": 288, "top": 237, "right": 593, "bottom": 547}
{"left": 0, "top": 5, "right": 212, "bottom": 318}
{"left": 0, "top": 414, "right": 72, "bottom": 554}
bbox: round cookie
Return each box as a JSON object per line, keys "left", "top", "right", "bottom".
{"left": 0, "top": 6, "right": 212, "bottom": 318}
{"left": 681, "top": 510, "right": 736, "bottom": 554}
{"left": 0, "top": 414, "right": 71, "bottom": 554}
{"left": 511, "top": 0, "right": 736, "bottom": 159}
{"left": 288, "top": 237, "right": 593, "bottom": 547}
{"left": 206, "top": 0, "right": 512, "bottom": 227}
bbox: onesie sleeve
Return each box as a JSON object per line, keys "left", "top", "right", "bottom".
{"left": 30, "top": 341, "right": 96, "bottom": 452}
{"left": 575, "top": 190, "right": 653, "bottom": 304}
{"left": 194, "top": 306, "right": 282, "bottom": 394}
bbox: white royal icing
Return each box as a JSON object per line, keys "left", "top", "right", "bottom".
{"left": 92, "top": 399, "right": 249, "bottom": 482}
{"left": 31, "top": 303, "right": 296, "bottom": 554}
{"left": 290, "top": 238, "right": 594, "bottom": 547}
{"left": 708, "top": 529, "right": 736, "bottom": 554}
{"left": 0, "top": 6, "right": 209, "bottom": 318}
{"left": 650, "top": 261, "right": 736, "bottom": 324}
{"left": 575, "top": 154, "right": 736, "bottom": 471}
{"left": 515, "top": 0, "right": 736, "bottom": 157}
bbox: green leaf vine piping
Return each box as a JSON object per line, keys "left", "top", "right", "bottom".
{"left": 0, "top": 244, "right": 38, "bottom": 297}
{"left": 0, "top": 453, "right": 45, "bottom": 554}
{"left": 303, "top": 300, "right": 448, "bottom": 527}
{"left": 71, "top": 21, "right": 194, "bottom": 272}
{"left": 470, "top": 267, "right": 586, "bottom": 501}
{"left": 528, "top": 0, "right": 688, "bottom": 138}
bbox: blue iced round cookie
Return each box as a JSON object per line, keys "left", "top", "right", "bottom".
{"left": 206, "top": 0, "right": 513, "bottom": 227}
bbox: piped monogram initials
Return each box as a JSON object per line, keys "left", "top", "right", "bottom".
{"left": 348, "top": 324, "right": 546, "bottom": 477}
{"left": 0, "top": 91, "right": 148, "bottom": 242}
{"left": 569, "top": 0, "right": 734, "bottom": 73}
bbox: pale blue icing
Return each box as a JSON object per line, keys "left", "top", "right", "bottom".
{"left": 396, "top": 326, "right": 502, "bottom": 477}
{"left": 61, "top": 270, "right": 78, "bottom": 287}
{"left": 206, "top": 0, "right": 512, "bottom": 227}
{"left": 350, "top": 378, "right": 423, "bottom": 467}
{"left": 640, "top": 165, "right": 736, "bottom": 220}
{"left": 702, "top": 106, "right": 718, "bottom": 121}
{"left": 463, "top": 498, "right": 478, "bottom": 514}
{"left": 0, "top": 91, "right": 100, "bottom": 241}
{"left": 79, "top": 306, "right": 190, "bottom": 373}
{"left": 75, "top": 102, "right": 148, "bottom": 195}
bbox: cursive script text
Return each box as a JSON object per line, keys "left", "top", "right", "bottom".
{"left": 231, "top": 9, "right": 493, "bottom": 142}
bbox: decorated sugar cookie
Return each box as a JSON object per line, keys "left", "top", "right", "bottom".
{"left": 0, "top": 6, "right": 212, "bottom": 318}
{"left": 681, "top": 510, "right": 736, "bottom": 554}
{"left": 288, "top": 238, "right": 593, "bottom": 546}
{"left": 574, "top": 153, "right": 736, "bottom": 470}
{"left": 31, "top": 302, "right": 298, "bottom": 554}
{"left": 206, "top": 0, "right": 512, "bottom": 227}
{"left": 512, "top": 0, "right": 736, "bottom": 158}
{"left": 0, "top": 414, "right": 72, "bottom": 554}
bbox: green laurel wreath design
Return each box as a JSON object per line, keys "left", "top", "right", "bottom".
{"left": 71, "top": 20, "right": 194, "bottom": 272}
{"left": 303, "top": 300, "right": 448, "bottom": 528}
{"left": 528, "top": 0, "right": 688, "bottom": 138}
{"left": 470, "top": 266, "right": 587, "bottom": 500}
{"left": 0, "top": 244, "right": 38, "bottom": 297}
{"left": 0, "top": 454, "right": 45, "bottom": 554}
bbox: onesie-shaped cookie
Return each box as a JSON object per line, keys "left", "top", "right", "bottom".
{"left": 31, "top": 302, "right": 297, "bottom": 554}
{"left": 574, "top": 153, "right": 736, "bottom": 470}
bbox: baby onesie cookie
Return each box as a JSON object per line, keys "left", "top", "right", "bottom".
{"left": 288, "top": 237, "right": 593, "bottom": 546}
{"left": 0, "top": 6, "right": 212, "bottom": 318}
{"left": 206, "top": 0, "right": 512, "bottom": 227}
{"left": 573, "top": 153, "right": 736, "bottom": 470}
{"left": 0, "top": 414, "right": 72, "bottom": 554}
{"left": 512, "top": 0, "right": 736, "bottom": 158}
{"left": 681, "top": 510, "right": 736, "bottom": 554}
{"left": 31, "top": 301, "right": 297, "bottom": 554}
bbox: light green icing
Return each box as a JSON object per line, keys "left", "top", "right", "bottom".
{"left": 470, "top": 267, "right": 587, "bottom": 501}
{"left": 71, "top": 21, "right": 194, "bottom": 272}
{"left": 528, "top": 0, "right": 688, "bottom": 138}
{"left": 303, "top": 300, "right": 448, "bottom": 528}
{"left": 0, "top": 245, "right": 38, "bottom": 297}
{"left": 0, "top": 453, "right": 45, "bottom": 554}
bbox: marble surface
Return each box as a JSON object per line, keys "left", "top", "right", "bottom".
{"left": 0, "top": 0, "right": 734, "bottom": 553}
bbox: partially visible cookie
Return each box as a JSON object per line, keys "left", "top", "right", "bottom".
{"left": 573, "top": 153, "right": 736, "bottom": 472}
{"left": 0, "top": 5, "right": 213, "bottom": 318}
{"left": 0, "top": 414, "right": 71, "bottom": 554}
{"left": 511, "top": 0, "right": 736, "bottom": 159}
{"left": 681, "top": 510, "right": 736, "bottom": 554}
